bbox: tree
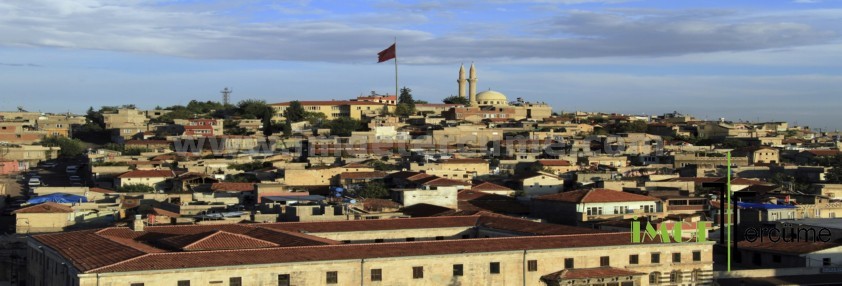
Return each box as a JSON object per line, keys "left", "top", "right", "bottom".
{"left": 395, "top": 87, "right": 416, "bottom": 117}
{"left": 40, "top": 136, "right": 86, "bottom": 158}
{"left": 284, "top": 101, "right": 306, "bottom": 122}
{"left": 326, "top": 117, "right": 362, "bottom": 137}
{"left": 442, "top": 95, "right": 469, "bottom": 105}
{"left": 770, "top": 173, "right": 811, "bottom": 192}
{"left": 379, "top": 105, "right": 391, "bottom": 117}
{"left": 357, "top": 180, "right": 390, "bottom": 199}
{"left": 824, "top": 155, "right": 842, "bottom": 183}
{"left": 235, "top": 99, "right": 273, "bottom": 119}
{"left": 722, "top": 138, "right": 748, "bottom": 149}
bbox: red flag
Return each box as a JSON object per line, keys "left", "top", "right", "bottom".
{"left": 377, "top": 43, "right": 396, "bottom": 63}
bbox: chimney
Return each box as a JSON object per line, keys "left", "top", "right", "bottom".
{"left": 131, "top": 214, "right": 145, "bottom": 231}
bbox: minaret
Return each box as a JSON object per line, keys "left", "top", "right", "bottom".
{"left": 468, "top": 63, "right": 478, "bottom": 106}
{"left": 457, "top": 64, "right": 466, "bottom": 99}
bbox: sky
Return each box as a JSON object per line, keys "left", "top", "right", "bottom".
{"left": 1, "top": 0, "right": 841, "bottom": 130}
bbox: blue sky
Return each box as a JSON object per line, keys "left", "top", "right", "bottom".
{"left": 1, "top": 0, "right": 841, "bottom": 130}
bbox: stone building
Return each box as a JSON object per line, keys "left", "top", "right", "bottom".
{"left": 26, "top": 214, "right": 713, "bottom": 286}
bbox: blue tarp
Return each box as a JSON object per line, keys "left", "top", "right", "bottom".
{"left": 27, "top": 193, "right": 88, "bottom": 204}
{"left": 736, "top": 202, "right": 795, "bottom": 209}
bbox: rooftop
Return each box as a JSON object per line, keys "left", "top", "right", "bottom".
{"left": 32, "top": 214, "right": 660, "bottom": 274}
{"left": 535, "top": 188, "right": 659, "bottom": 203}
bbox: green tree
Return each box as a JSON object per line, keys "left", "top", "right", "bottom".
{"left": 395, "top": 87, "right": 416, "bottom": 117}
{"left": 357, "top": 180, "right": 390, "bottom": 199}
{"left": 284, "top": 101, "right": 306, "bottom": 122}
{"left": 825, "top": 155, "right": 842, "bottom": 183}
{"left": 442, "top": 95, "right": 470, "bottom": 105}
{"left": 304, "top": 112, "right": 327, "bottom": 126}
{"left": 722, "top": 138, "right": 748, "bottom": 149}
{"left": 236, "top": 99, "right": 273, "bottom": 119}
{"left": 770, "top": 173, "right": 811, "bottom": 192}
{"left": 40, "top": 136, "right": 86, "bottom": 158}
{"left": 326, "top": 117, "right": 362, "bottom": 137}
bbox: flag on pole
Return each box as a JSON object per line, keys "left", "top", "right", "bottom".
{"left": 377, "top": 43, "right": 396, "bottom": 63}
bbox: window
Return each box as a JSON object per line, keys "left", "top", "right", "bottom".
{"left": 490, "top": 262, "right": 500, "bottom": 274}
{"left": 405, "top": 237, "right": 415, "bottom": 242}
{"left": 586, "top": 207, "right": 603, "bottom": 216}
{"left": 691, "top": 269, "right": 702, "bottom": 282}
{"left": 527, "top": 260, "right": 538, "bottom": 272}
{"left": 435, "top": 236, "right": 444, "bottom": 240}
{"left": 564, "top": 258, "right": 574, "bottom": 269}
{"left": 374, "top": 239, "right": 384, "bottom": 243}
{"left": 651, "top": 253, "right": 660, "bottom": 264}
{"left": 413, "top": 266, "right": 424, "bottom": 279}
{"left": 673, "top": 253, "right": 681, "bottom": 263}
{"left": 600, "top": 256, "right": 610, "bottom": 267}
{"left": 753, "top": 253, "right": 761, "bottom": 266}
{"left": 670, "top": 271, "right": 682, "bottom": 283}
{"left": 229, "top": 277, "right": 242, "bottom": 286}
{"left": 613, "top": 206, "right": 628, "bottom": 214}
{"left": 693, "top": 251, "right": 702, "bottom": 262}
{"left": 453, "top": 264, "right": 463, "bottom": 276}
{"left": 326, "top": 271, "right": 338, "bottom": 284}
{"left": 462, "top": 235, "right": 470, "bottom": 239}
{"left": 824, "top": 258, "right": 832, "bottom": 266}
{"left": 649, "top": 272, "right": 660, "bottom": 284}
{"left": 629, "top": 254, "right": 639, "bottom": 265}
{"left": 130, "top": 284, "right": 144, "bottom": 286}
{"left": 178, "top": 281, "right": 190, "bottom": 286}
{"left": 371, "top": 269, "right": 382, "bottom": 281}
{"left": 278, "top": 274, "right": 291, "bottom": 286}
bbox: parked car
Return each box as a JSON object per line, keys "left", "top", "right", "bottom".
{"left": 27, "top": 177, "right": 42, "bottom": 187}
{"left": 66, "top": 165, "right": 79, "bottom": 174}
{"left": 69, "top": 175, "right": 82, "bottom": 182}
{"left": 39, "top": 162, "right": 58, "bottom": 168}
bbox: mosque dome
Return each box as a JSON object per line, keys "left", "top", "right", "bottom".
{"left": 476, "top": 90, "right": 508, "bottom": 106}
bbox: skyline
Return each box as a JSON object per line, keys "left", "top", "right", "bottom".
{"left": 1, "top": 0, "right": 842, "bottom": 130}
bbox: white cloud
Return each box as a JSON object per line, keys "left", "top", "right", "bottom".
{"left": 0, "top": 1, "right": 838, "bottom": 63}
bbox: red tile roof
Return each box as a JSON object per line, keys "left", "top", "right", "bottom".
{"left": 159, "top": 230, "right": 279, "bottom": 251}
{"left": 34, "top": 215, "right": 673, "bottom": 274}
{"left": 210, "top": 182, "right": 255, "bottom": 192}
{"left": 117, "top": 169, "right": 175, "bottom": 179}
{"left": 535, "top": 189, "right": 659, "bottom": 203}
{"left": 149, "top": 206, "right": 180, "bottom": 218}
{"left": 738, "top": 240, "right": 841, "bottom": 255}
{"left": 415, "top": 176, "right": 471, "bottom": 187}
{"left": 13, "top": 202, "right": 72, "bottom": 214}
{"left": 90, "top": 232, "right": 660, "bottom": 273}
{"left": 469, "top": 181, "right": 513, "bottom": 192}
{"left": 262, "top": 216, "right": 479, "bottom": 233}
{"left": 541, "top": 267, "right": 644, "bottom": 281}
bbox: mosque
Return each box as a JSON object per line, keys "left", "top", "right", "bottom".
{"left": 445, "top": 64, "right": 553, "bottom": 122}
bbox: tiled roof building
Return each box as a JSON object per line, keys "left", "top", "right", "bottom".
{"left": 28, "top": 214, "right": 713, "bottom": 285}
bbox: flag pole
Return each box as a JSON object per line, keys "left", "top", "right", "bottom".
{"left": 394, "top": 37, "right": 399, "bottom": 99}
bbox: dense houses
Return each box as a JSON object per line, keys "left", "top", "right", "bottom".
{"left": 1, "top": 65, "right": 842, "bottom": 285}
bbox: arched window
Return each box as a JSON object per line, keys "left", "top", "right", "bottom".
{"left": 649, "top": 272, "right": 660, "bottom": 284}
{"left": 670, "top": 270, "right": 682, "bottom": 283}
